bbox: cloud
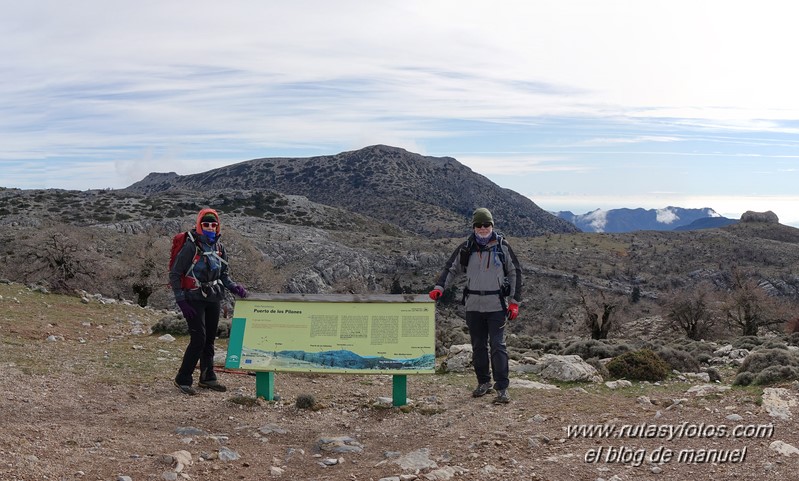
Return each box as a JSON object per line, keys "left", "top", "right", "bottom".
{"left": 584, "top": 209, "right": 609, "bottom": 233}
{"left": 581, "top": 136, "right": 681, "bottom": 146}
{"left": 655, "top": 207, "right": 679, "bottom": 224}
{"left": 455, "top": 155, "right": 591, "bottom": 175}
{"left": 3, "top": 1, "right": 799, "bottom": 196}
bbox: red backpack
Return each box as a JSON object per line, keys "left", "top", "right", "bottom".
{"left": 169, "top": 231, "right": 201, "bottom": 290}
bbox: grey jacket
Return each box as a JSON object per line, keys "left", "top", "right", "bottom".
{"left": 434, "top": 233, "right": 522, "bottom": 312}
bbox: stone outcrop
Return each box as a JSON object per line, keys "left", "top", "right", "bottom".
{"left": 528, "top": 354, "right": 603, "bottom": 383}
{"left": 740, "top": 210, "right": 779, "bottom": 224}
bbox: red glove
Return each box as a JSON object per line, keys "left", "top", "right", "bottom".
{"left": 429, "top": 288, "right": 443, "bottom": 301}
{"left": 507, "top": 303, "right": 519, "bottom": 320}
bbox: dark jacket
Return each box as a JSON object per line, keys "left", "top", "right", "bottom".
{"left": 169, "top": 208, "right": 237, "bottom": 302}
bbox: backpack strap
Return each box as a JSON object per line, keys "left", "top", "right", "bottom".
{"left": 460, "top": 233, "right": 510, "bottom": 309}
{"left": 184, "top": 231, "right": 201, "bottom": 278}
{"left": 201, "top": 241, "right": 228, "bottom": 265}
{"left": 460, "top": 233, "right": 507, "bottom": 274}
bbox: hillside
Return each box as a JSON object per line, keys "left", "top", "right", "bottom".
{"left": 3, "top": 282, "right": 799, "bottom": 481}
{"left": 2, "top": 183, "right": 799, "bottom": 341}
{"left": 674, "top": 217, "right": 738, "bottom": 231}
{"left": 126, "top": 145, "right": 578, "bottom": 238}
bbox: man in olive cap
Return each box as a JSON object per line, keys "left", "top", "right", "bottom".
{"left": 430, "top": 208, "right": 522, "bottom": 403}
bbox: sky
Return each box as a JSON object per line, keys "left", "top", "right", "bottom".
{"left": 3, "top": 1, "right": 799, "bottom": 225}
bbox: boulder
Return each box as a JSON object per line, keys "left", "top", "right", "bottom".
{"left": 529, "top": 354, "right": 602, "bottom": 383}
{"left": 740, "top": 210, "right": 779, "bottom": 224}
{"left": 442, "top": 344, "right": 473, "bottom": 372}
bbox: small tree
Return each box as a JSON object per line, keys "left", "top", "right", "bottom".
{"left": 580, "top": 290, "right": 617, "bottom": 340}
{"left": 129, "top": 230, "right": 162, "bottom": 307}
{"left": 390, "top": 278, "right": 403, "bottom": 294}
{"left": 722, "top": 269, "right": 791, "bottom": 336}
{"left": 17, "top": 228, "right": 98, "bottom": 293}
{"left": 666, "top": 284, "right": 716, "bottom": 340}
{"left": 630, "top": 285, "right": 641, "bottom": 304}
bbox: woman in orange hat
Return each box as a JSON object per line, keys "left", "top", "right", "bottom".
{"left": 169, "top": 208, "right": 248, "bottom": 395}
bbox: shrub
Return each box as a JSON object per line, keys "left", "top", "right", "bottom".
{"left": 606, "top": 349, "right": 670, "bottom": 382}
{"left": 562, "top": 339, "right": 631, "bottom": 360}
{"left": 706, "top": 367, "right": 722, "bottom": 382}
{"left": 507, "top": 335, "right": 537, "bottom": 350}
{"left": 680, "top": 340, "right": 717, "bottom": 358}
{"left": 295, "top": 394, "right": 316, "bottom": 409}
{"left": 543, "top": 340, "right": 563, "bottom": 354}
{"left": 753, "top": 366, "right": 799, "bottom": 385}
{"left": 731, "top": 336, "right": 764, "bottom": 351}
{"left": 585, "top": 357, "right": 610, "bottom": 379}
{"left": 733, "top": 372, "right": 755, "bottom": 386}
{"left": 695, "top": 352, "right": 713, "bottom": 364}
{"left": 735, "top": 348, "right": 799, "bottom": 386}
{"left": 759, "top": 339, "right": 789, "bottom": 351}
{"left": 656, "top": 346, "right": 700, "bottom": 373}
{"left": 738, "top": 348, "right": 798, "bottom": 373}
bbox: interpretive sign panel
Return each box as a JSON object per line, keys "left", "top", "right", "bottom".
{"left": 225, "top": 294, "right": 436, "bottom": 374}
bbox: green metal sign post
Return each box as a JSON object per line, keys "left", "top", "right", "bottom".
{"left": 255, "top": 371, "right": 275, "bottom": 401}
{"left": 392, "top": 374, "right": 407, "bottom": 406}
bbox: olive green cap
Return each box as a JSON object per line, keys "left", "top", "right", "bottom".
{"left": 472, "top": 208, "right": 493, "bottom": 225}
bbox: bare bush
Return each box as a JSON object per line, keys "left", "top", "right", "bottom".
{"left": 722, "top": 269, "right": 793, "bottom": 336}
{"left": 666, "top": 283, "right": 717, "bottom": 340}
{"left": 12, "top": 226, "right": 100, "bottom": 293}
{"left": 220, "top": 230, "right": 281, "bottom": 294}
{"left": 579, "top": 289, "right": 617, "bottom": 340}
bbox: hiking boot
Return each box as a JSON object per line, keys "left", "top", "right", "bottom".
{"left": 198, "top": 379, "right": 227, "bottom": 392}
{"left": 472, "top": 382, "right": 494, "bottom": 397}
{"left": 493, "top": 389, "right": 510, "bottom": 404}
{"left": 173, "top": 379, "right": 198, "bottom": 396}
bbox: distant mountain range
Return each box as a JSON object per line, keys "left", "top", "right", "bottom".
{"left": 554, "top": 206, "right": 738, "bottom": 233}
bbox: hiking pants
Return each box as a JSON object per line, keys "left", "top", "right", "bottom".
{"left": 465, "top": 310, "right": 509, "bottom": 390}
{"left": 176, "top": 299, "right": 221, "bottom": 386}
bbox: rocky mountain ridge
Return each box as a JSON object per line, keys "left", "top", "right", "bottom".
{"left": 126, "top": 145, "right": 578, "bottom": 238}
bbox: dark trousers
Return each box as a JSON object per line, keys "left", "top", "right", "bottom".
{"left": 176, "top": 299, "right": 221, "bottom": 386}
{"left": 466, "top": 310, "right": 509, "bottom": 390}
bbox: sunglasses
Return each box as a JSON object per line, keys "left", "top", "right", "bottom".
{"left": 473, "top": 223, "right": 493, "bottom": 228}
{"left": 201, "top": 221, "right": 219, "bottom": 229}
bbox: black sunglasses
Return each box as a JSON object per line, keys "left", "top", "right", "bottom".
{"left": 473, "top": 223, "right": 493, "bottom": 228}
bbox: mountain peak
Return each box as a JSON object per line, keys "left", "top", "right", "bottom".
{"left": 126, "top": 145, "right": 578, "bottom": 238}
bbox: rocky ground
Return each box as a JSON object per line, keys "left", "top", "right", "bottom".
{"left": 2, "top": 283, "right": 799, "bottom": 481}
